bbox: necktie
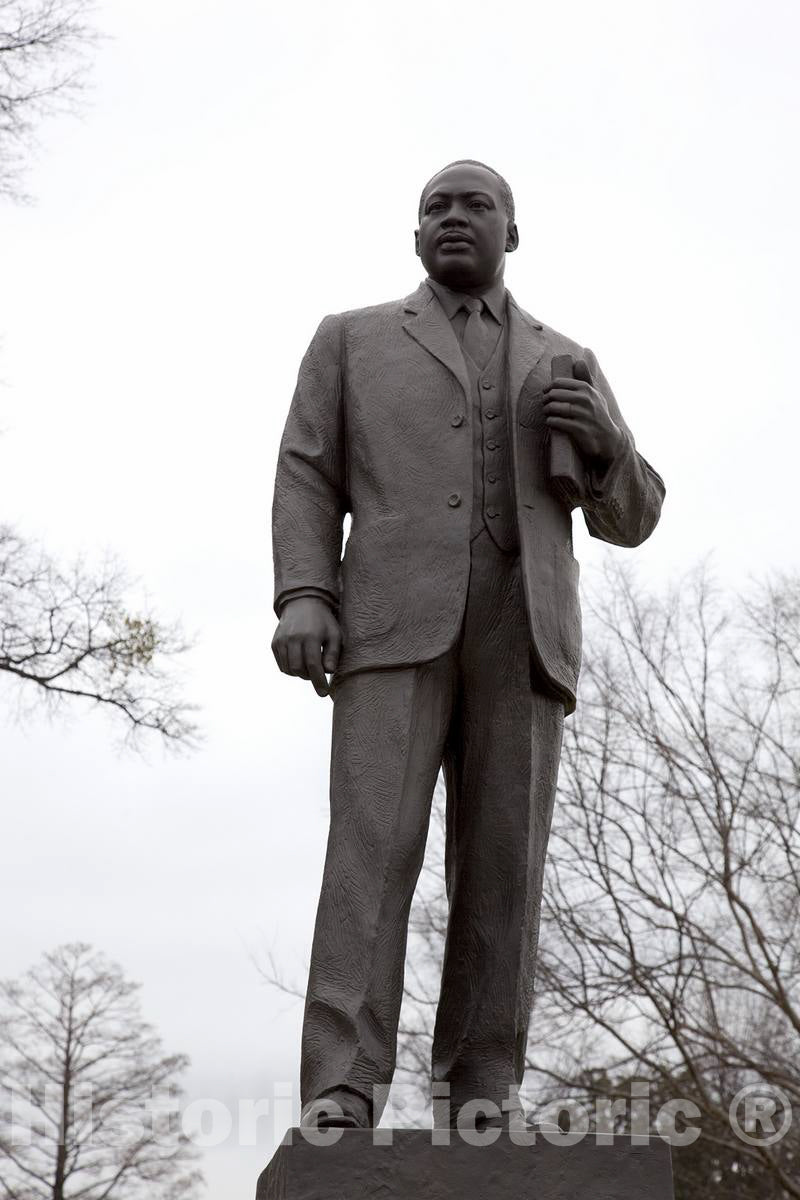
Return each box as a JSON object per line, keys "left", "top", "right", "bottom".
{"left": 460, "top": 297, "right": 493, "bottom": 371}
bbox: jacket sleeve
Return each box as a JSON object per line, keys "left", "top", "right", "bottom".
{"left": 272, "top": 314, "right": 348, "bottom": 617}
{"left": 579, "top": 347, "right": 666, "bottom": 548}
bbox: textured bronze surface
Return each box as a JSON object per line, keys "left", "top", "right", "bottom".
{"left": 256, "top": 1130, "right": 674, "bottom": 1200}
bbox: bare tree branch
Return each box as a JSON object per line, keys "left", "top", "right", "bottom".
{"left": 0, "top": 0, "right": 99, "bottom": 199}
{"left": 0, "top": 524, "right": 200, "bottom": 749}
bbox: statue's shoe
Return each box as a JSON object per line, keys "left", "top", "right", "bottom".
{"left": 300, "top": 1088, "right": 371, "bottom": 1129}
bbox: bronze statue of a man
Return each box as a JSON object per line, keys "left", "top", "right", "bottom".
{"left": 271, "top": 159, "right": 665, "bottom": 1130}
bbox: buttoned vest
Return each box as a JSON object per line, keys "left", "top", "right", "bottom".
{"left": 460, "top": 322, "right": 519, "bottom": 553}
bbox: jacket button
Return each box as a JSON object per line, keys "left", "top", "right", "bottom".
{"left": 485, "top": 408, "right": 496, "bottom": 419}
{"left": 487, "top": 506, "right": 499, "bottom": 518}
{"left": 447, "top": 493, "right": 461, "bottom": 507}
{"left": 451, "top": 413, "right": 464, "bottom": 427}
{"left": 486, "top": 439, "right": 498, "bottom": 450}
{"left": 482, "top": 380, "right": 493, "bottom": 390}
{"left": 487, "top": 472, "right": 497, "bottom": 484}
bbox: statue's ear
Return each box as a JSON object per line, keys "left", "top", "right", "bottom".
{"left": 414, "top": 229, "right": 421, "bottom": 257}
{"left": 506, "top": 221, "right": 519, "bottom": 253}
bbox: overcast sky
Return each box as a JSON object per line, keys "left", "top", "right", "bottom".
{"left": 2, "top": 0, "right": 799, "bottom": 1194}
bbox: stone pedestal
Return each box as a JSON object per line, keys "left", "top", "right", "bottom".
{"left": 256, "top": 1128, "right": 674, "bottom": 1199}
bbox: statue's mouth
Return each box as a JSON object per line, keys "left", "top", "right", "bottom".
{"left": 438, "top": 235, "right": 473, "bottom": 249}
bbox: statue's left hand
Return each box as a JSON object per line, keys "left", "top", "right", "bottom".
{"left": 543, "top": 358, "right": 624, "bottom": 466}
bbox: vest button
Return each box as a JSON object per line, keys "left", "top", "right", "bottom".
{"left": 485, "top": 408, "right": 496, "bottom": 419}
{"left": 451, "top": 413, "right": 464, "bottom": 427}
{"left": 487, "top": 472, "right": 498, "bottom": 484}
{"left": 482, "top": 380, "right": 493, "bottom": 390}
{"left": 447, "top": 493, "right": 461, "bottom": 508}
{"left": 487, "top": 506, "right": 499, "bottom": 518}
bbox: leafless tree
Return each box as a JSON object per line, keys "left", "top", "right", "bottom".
{"left": 532, "top": 561, "right": 800, "bottom": 1195}
{"left": 0, "top": 944, "right": 202, "bottom": 1200}
{"left": 0, "top": 525, "right": 198, "bottom": 748}
{"left": 0, "top": 0, "right": 97, "bottom": 199}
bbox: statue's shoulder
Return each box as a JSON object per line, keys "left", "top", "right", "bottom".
{"left": 540, "top": 322, "right": 585, "bottom": 362}
{"left": 306, "top": 296, "right": 407, "bottom": 352}
{"left": 507, "top": 295, "right": 585, "bottom": 360}
{"left": 304, "top": 297, "right": 411, "bottom": 359}
{"left": 326, "top": 294, "right": 411, "bottom": 330}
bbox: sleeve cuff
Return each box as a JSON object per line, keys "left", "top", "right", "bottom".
{"left": 276, "top": 587, "right": 338, "bottom": 616}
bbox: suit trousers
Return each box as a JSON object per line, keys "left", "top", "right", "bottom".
{"left": 300, "top": 525, "right": 564, "bottom": 1123}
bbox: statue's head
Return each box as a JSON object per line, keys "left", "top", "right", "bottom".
{"left": 415, "top": 159, "right": 519, "bottom": 292}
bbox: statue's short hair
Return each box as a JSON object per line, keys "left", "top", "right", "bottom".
{"left": 418, "top": 159, "right": 515, "bottom": 222}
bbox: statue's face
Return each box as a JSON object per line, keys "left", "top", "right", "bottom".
{"left": 415, "top": 163, "right": 518, "bottom": 291}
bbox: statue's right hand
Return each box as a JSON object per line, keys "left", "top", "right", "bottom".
{"left": 271, "top": 597, "right": 342, "bottom": 698}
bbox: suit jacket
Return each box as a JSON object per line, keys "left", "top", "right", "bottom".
{"left": 272, "top": 281, "right": 665, "bottom": 714}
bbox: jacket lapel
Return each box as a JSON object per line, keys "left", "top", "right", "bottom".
{"left": 506, "top": 292, "right": 548, "bottom": 423}
{"left": 401, "top": 282, "right": 548, "bottom": 416}
{"left": 402, "top": 282, "right": 470, "bottom": 403}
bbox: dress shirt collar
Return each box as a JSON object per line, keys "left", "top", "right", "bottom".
{"left": 425, "top": 276, "right": 507, "bottom": 325}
